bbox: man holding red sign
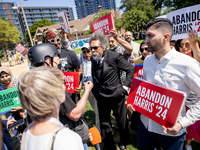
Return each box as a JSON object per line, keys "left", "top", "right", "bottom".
{"left": 128, "top": 18, "right": 200, "bottom": 150}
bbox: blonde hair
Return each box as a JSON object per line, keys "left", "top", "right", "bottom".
{"left": 18, "top": 66, "right": 64, "bottom": 121}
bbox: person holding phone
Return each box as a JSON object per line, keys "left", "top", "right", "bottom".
{"left": 18, "top": 67, "right": 84, "bottom": 150}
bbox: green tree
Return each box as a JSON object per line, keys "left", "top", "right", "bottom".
{"left": 119, "top": 0, "right": 156, "bottom": 32}
{"left": 0, "top": 19, "right": 21, "bottom": 57}
{"left": 25, "top": 19, "right": 55, "bottom": 46}
{"left": 152, "top": 0, "right": 200, "bottom": 15}
{"left": 121, "top": 9, "right": 149, "bottom": 32}
{"left": 85, "top": 9, "right": 122, "bottom": 35}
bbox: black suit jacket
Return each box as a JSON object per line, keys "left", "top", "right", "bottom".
{"left": 91, "top": 50, "right": 134, "bottom": 99}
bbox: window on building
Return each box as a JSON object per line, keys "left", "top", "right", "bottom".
{"left": 34, "top": 14, "right": 42, "bottom": 17}
{"left": 81, "top": 33, "right": 84, "bottom": 36}
{"left": 25, "top": 14, "right": 32, "bottom": 18}
{"left": 28, "top": 22, "right": 33, "bottom": 26}
{"left": 74, "top": 34, "right": 76, "bottom": 37}
{"left": 43, "top": 13, "right": 51, "bottom": 17}
{"left": 52, "top": 9, "right": 59, "bottom": 12}
{"left": 61, "top": 8, "right": 68, "bottom": 12}
{"left": 54, "top": 17, "right": 58, "bottom": 20}
{"left": 53, "top": 13, "right": 57, "bottom": 16}
{"left": 54, "top": 20, "right": 60, "bottom": 24}
{"left": 43, "top": 9, "right": 51, "bottom": 13}
{"left": 35, "top": 18, "right": 43, "bottom": 21}
{"left": 44, "top": 17, "right": 52, "bottom": 20}
{"left": 0, "top": 4, "right": 5, "bottom": 9}
{"left": 32, "top": 9, "right": 41, "bottom": 13}
{"left": 78, "top": 34, "right": 80, "bottom": 36}
{"left": 24, "top": 9, "right": 30, "bottom": 13}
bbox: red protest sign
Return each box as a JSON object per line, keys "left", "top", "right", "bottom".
{"left": 15, "top": 44, "right": 27, "bottom": 55}
{"left": 63, "top": 72, "right": 79, "bottom": 93}
{"left": 134, "top": 64, "right": 143, "bottom": 79}
{"left": 126, "top": 78, "right": 186, "bottom": 128}
{"left": 90, "top": 13, "right": 115, "bottom": 35}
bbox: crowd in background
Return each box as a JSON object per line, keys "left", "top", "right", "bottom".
{"left": 1, "top": 17, "right": 200, "bottom": 150}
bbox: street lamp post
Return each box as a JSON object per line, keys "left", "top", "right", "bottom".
{"left": 19, "top": 0, "right": 34, "bottom": 46}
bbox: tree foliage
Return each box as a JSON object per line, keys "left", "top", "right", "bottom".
{"left": 152, "top": 0, "right": 200, "bottom": 15}
{"left": 119, "top": 0, "right": 156, "bottom": 32}
{"left": 0, "top": 18, "right": 21, "bottom": 57}
{"left": 25, "top": 19, "right": 55, "bottom": 46}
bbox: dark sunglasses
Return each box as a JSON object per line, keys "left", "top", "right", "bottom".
{"left": 90, "top": 46, "right": 101, "bottom": 50}
{"left": 83, "top": 50, "right": 91, "bottom": 54}
{"left": 140, "top": 47, "right": 148, "bottom": 52}
{"left": 48, "top": 38, "right": 60, "bottom": 43}
{"left": 179, "top": 43, "right": 190, "bottom": 48}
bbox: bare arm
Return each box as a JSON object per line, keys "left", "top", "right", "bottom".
{"left": 110, "top": 29, "right": 133, "bottom": 55}
{"left": 188, "top": 30, "right": 200, "bottom": 63}
{"left": 66, "top": 81, "right": 93, "bottom": 121}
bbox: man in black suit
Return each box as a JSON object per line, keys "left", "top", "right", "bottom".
{"left": 89, "top": 32, "right": 134, "bottom": 150}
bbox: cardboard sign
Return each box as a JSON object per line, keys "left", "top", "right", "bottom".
{"left": 15, "top": 44, "right": 27, "bottom": 55}
{"left": 134, "top": 64, "right": 143, "bottom": 79}
{"left": 63, "top": 72, "right": 79, "bottom": 93}
{"left": 0, "top": 87, "right": 21, "bottom": 115}
{"left": 57, "top": 12, "right": 71, "bottom": 34}
{"left": 127, "top": 78, "right": 186, "bottom": 128}
{"left": 167, "top": 4, "right": 200, "bottom": 40}
{"left": 90, "top": 13, "right": 115, "bottom": 35}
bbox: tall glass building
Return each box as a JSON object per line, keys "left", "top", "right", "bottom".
{"left": 18, "top": 6, "right": 74, "bottom": 32}
{"left": 0, "top": 2, "right": 25, "bottom": 39}
{"left": 75, "top": 0, "right": 116, "bottom": 19}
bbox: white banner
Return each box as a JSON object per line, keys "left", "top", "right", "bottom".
{"left": 57, "top": 12, "right": 71, "bottom": 34}
{"left": 167, "top": 4, "right": 200, "bottom": 40}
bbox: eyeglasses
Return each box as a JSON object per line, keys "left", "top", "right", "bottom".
{"left": 90, "top": 46, "right": 101, "bottom": 51}
{"left": 48, "top": 38, "right": 61, "bottom": 43}
{"left": 82, "top": 50, "right": 91, "bottom": 54}
{"left": 179, "top": 43, "right": 190, "bottom": 48}
{"left": 140, "top": 47, "right": 148, "bottom": 52}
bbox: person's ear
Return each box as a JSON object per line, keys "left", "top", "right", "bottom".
{"left": 164, "top": 33, "right": 170, "bottom": 42}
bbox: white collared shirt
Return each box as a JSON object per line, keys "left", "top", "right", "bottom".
{"left": 142, "top": 47, "right": 200, "bottom": 136}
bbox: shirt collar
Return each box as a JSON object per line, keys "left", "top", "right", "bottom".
{"left": 154, "top": 46, "right": 176, "bottom": 60}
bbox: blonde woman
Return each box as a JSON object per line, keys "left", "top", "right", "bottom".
{"left": 19, "top": 67, "right": 84, "bottom": 150}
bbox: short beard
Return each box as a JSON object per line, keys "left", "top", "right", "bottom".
{"left": 92, "top": 52, "right": 102, "bottom": 61}
{"left": 110, "top": 45, "right": 118, "bottom": 51}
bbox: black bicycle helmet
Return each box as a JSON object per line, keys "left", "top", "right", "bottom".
{"left": 28, "top": 43, "right": 59, "bottom": 67}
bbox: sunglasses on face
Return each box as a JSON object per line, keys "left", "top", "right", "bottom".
{"left": 90, "top": 46, "right": 101, "bottom": 51}
{"left": 82, "top": 50, "right": 91, "bottom": 54}
{"left": 48, "top": 38, "right": 61, "bottom": 43}
{"left": 140, "top": 47, "right": 148, "bottom": 52}
{"left": 179, "top": 43, "right": 190, "bottom": 48}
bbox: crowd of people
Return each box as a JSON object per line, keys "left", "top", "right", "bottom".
{"left": 1, "top": 17, "right": 200, "bottom": 150}
{"left": 5, "top": 50, "right": 24, "bottom": 67}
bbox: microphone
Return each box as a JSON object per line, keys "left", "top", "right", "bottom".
{"left": 89, "top": 127, "right": 102, "bottom": 150}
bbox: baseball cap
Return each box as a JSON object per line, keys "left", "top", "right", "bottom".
{"left": 81, "top": 43, "right": 90, "bottom": 50}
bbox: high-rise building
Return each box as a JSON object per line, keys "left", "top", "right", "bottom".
{"left": 0, "top": 2, "right": 25, "bottom": 39}
{"left": 75, "top": 0, "right": 116, "bottom": 19}
{"left": 18, "top": 6, "right": 74, "bottom": 32}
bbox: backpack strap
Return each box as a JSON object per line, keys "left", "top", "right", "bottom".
{"left": 47, "top": 127, "right": 65, "bottom": 150}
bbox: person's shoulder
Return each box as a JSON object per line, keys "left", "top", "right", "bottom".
{"left": 132, "top": 41, "right": 140, "bottom": 46}
{"left": 56, "top": 128, "right": 82, "bottom": 142}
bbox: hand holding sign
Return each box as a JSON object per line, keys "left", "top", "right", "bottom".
{"left": 162, "top": 122, "right": 183, "bottom": 135}
{"left": 109, "top": 29, "right": 118, "bottom": 40}
{"left": 188, "top": 30, "right": 199, "bottom": 45}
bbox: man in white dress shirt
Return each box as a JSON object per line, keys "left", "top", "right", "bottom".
{"left": 128, "top": 18, "right": 200, "bottom": 150}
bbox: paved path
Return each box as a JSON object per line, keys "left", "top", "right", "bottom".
{"left": 1, "top": 60, "right": 29, "bottom": 77}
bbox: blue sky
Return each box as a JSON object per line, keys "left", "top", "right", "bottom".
{"left": 2, "top": 0, "right": 122, "bottom": 19}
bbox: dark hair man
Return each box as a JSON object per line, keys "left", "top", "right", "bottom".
{"left": 43, "top": 28, "right": 82, "bottom": 103}
{"left": 89, "top": 32, "right": 134, "bottom": 150}
{"left": 128, "top": 18, "right": 200, "bottom": 150}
